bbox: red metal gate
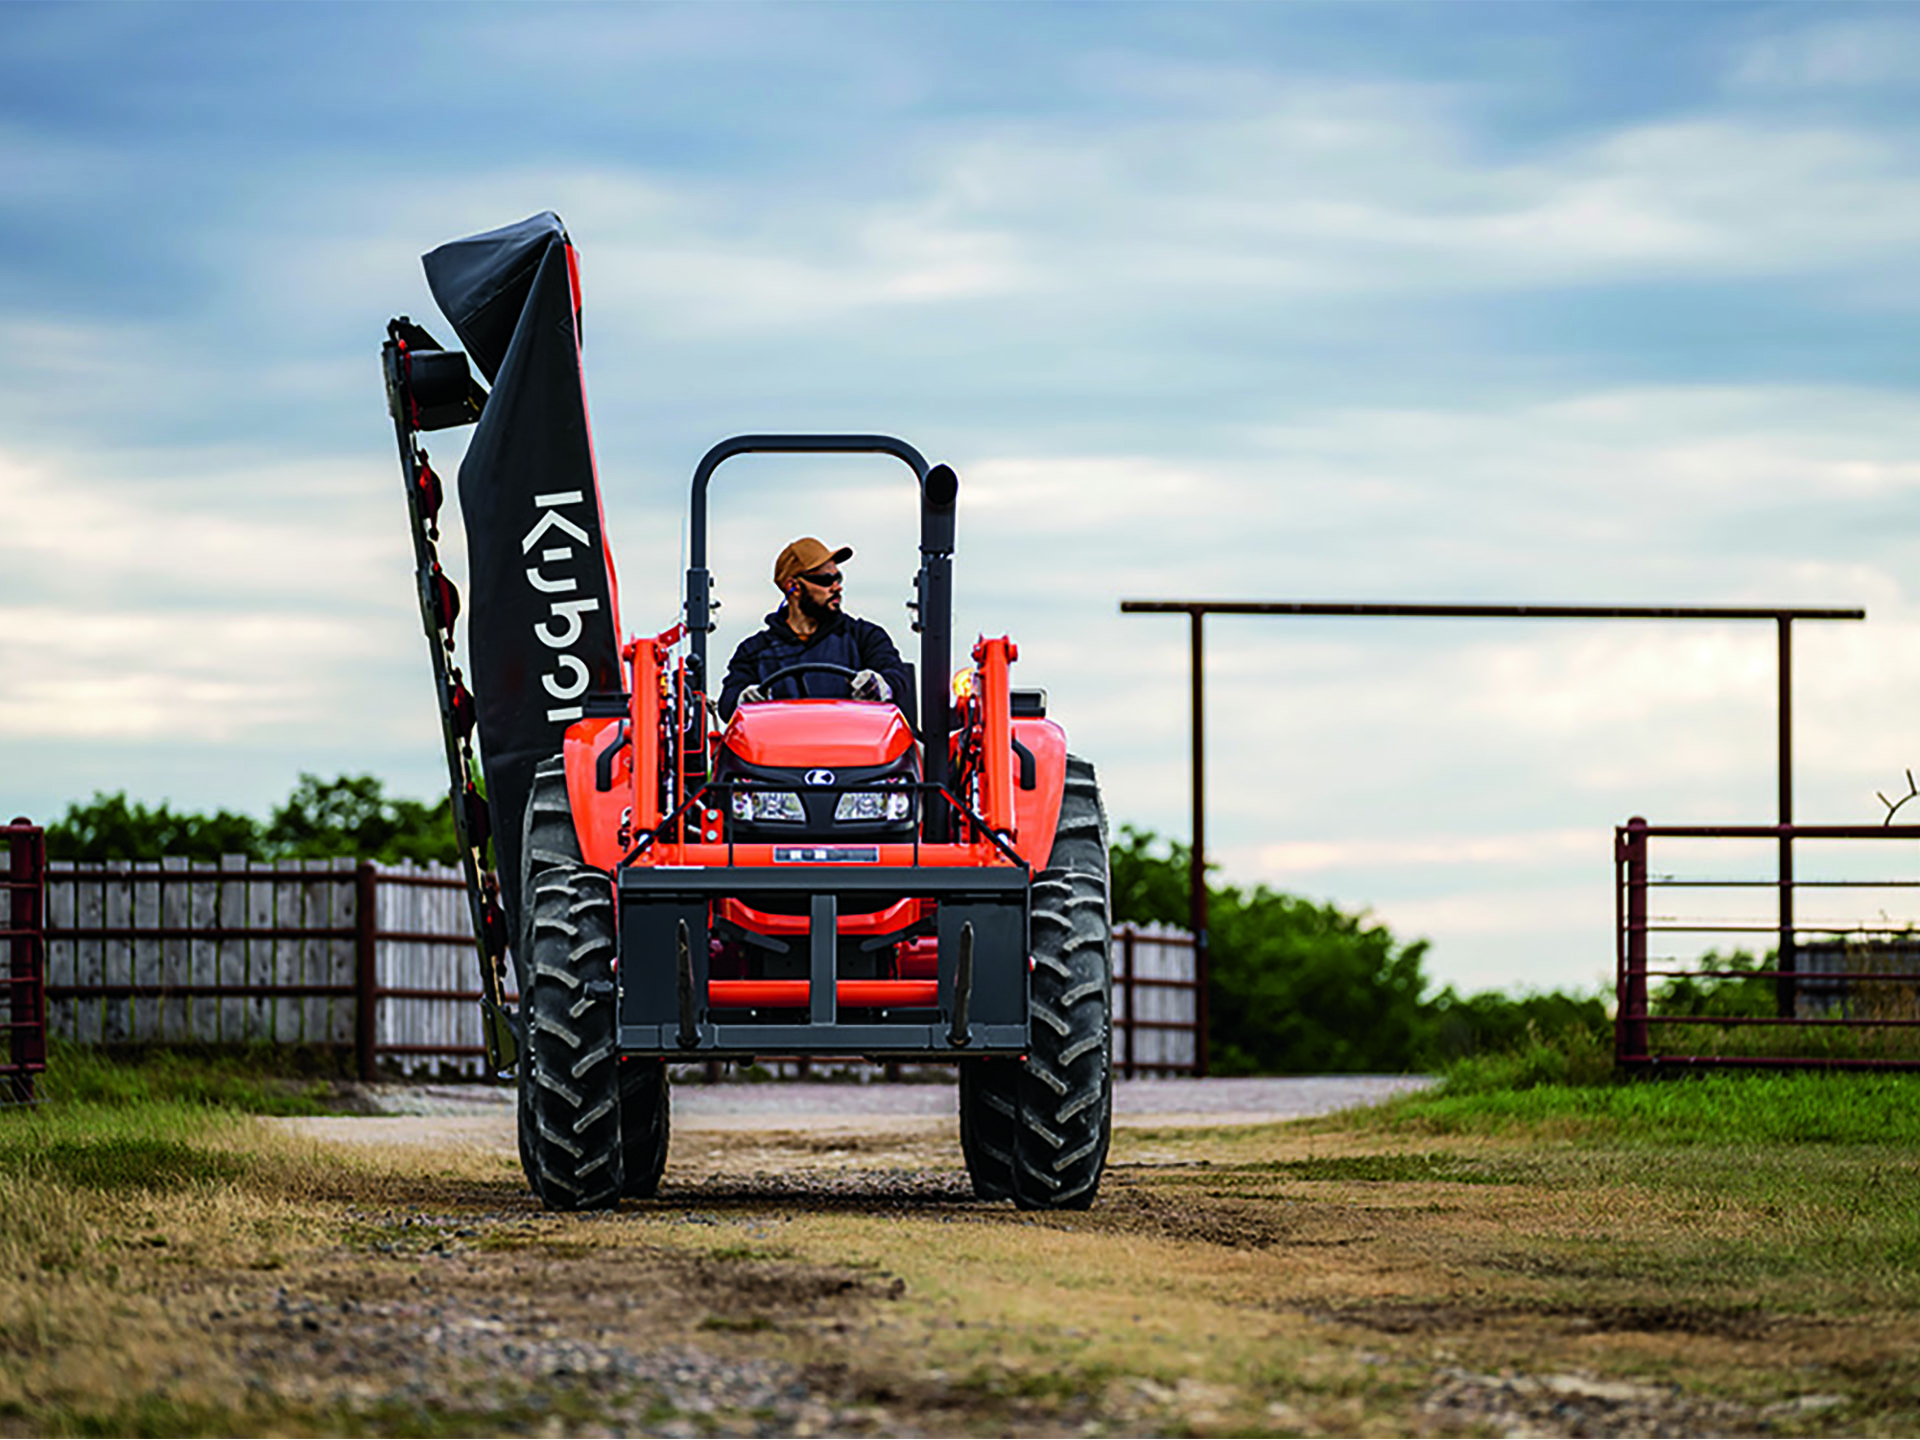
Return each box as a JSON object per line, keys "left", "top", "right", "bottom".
{"left": 1, "top": 821, "right": 49, "bottom": 1102}
{"left": 1617, "top": 819, "right": 1920, "bottom": 1069}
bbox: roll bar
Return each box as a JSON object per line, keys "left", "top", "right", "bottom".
{"left": 685, "top": 434, "right": 959, "bottom": 832}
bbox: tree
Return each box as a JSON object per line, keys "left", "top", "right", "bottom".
{"left": 42, "top": 774, "right": 458, "bottom": 866}
{"left": 44, "top": 792, "right": 265, "bottom": 862}
{"left": 1111, "top": 827, "right": 1434, "bottom": 1073}
{"left": 1109, "top": 823, "right": 1199, "bottom": 928}
{"left": 1111, "top": 827, "right": 1609, "bottom": 1074}
{"left": 1420, "top": 986, "right": 1610, "bottom": 1064}
{"left": 1208, "top": 881, "right": 1433, "bottom": 1074}
{"left": 265, "top": 773, "right": 457, "bottom": 865}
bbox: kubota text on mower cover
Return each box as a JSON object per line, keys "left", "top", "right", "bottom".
{"left": 382, "top": 213, "right": 1114, "bottom": 1212}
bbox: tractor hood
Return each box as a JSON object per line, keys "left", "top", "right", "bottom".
{"left": 721, "top": 701, "right": 915, "bottom": 770}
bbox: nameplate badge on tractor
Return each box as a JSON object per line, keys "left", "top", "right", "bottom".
{"left": 773, "top": 845, "right": 880, "bottom": 864}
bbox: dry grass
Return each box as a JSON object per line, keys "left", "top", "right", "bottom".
{"left": 2, "top": 1086, "right": 1917, "bottom": 1435}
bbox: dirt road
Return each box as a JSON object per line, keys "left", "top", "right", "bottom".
{"left": 278, "top": 1074, "right": 1434, "bottom": 1149}
{"left": 202, "top": 1073, "right": 1896, "bottom": 1437}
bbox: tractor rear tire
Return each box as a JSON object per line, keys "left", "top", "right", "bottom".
{"left": 959, "top": 753, "right": 1112, "bottom": 1210}
{"left": 517, "top": 756, "right": 671, "bottom": 1209}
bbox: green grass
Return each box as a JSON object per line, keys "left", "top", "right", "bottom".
{"left": 0, "top": 1091, "right": 250, "bottom": 1200}
{"left": 28, "top": 1134, "right": 245, "bottom": 1194}
{"left": 1430, "top": 1018, "right": 1617, "bottom": 1093}
{"left": 35, "top": 1039, "right": 347, "bottom": 1116}
{"left": 1331, "top": 1062, "right": 1920, "bottom": 1320}
{"left": 1376, "top": 1067, "right": 1920, "bottom": 1147}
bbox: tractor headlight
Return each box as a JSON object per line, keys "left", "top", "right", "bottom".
{"left": 731, "top": 790, "right": 805, "bottom": 823}
{"left": 834, "top": 790, "right": 913, "bottom": 823}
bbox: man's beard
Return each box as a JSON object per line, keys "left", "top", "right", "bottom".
{"left": 796, "top": 588, "right": 839, "bottom": 625}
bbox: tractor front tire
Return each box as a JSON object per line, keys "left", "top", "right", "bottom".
{"left": 523, "top": 860, "right": 624, "bottom": 1210}
{"left": 959, "top": 753, "right": 1113, "bottom": 1210}
{"left": 517, "top": 756, "right": 670, "bottom": 1209}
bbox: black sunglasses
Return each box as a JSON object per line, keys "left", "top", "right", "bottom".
{"left": 797, "top": 569, "right": 843, "bottom": 587}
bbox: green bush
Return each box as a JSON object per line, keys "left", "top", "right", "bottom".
{"left": 1112, "top": 826, "right": 1610, "bottom": 1076}
{"left": 1422, "top": 986, "right": 1612, "bottom": 1077}
{"left": 1652, "top": 948, "right": 1776, "bottom": 1018}
{"left": 1437, "top": 1019, "right": 1617, "bottom": 1094}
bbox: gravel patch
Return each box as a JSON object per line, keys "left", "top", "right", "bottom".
{"left": 349, "top": 1074, "right": 1432, "bottom": 1129}
{"left": 1419, "top": 1366, "right": 1765, "bottom": 1438}
{"left": 218, "top": 1230, "right": 893, "bottom": 1437}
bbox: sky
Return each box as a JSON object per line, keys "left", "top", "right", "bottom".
{"left": 5, "top": 1, "right": 1920, "bottom": 998}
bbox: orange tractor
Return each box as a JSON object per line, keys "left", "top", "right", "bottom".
{"left": 383, "top": 217, "right": 1111, "bottom": 1212}
{"left": 518, "top": 436, "right": 1113, "bottom": 1210}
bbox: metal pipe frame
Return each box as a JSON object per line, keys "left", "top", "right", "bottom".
{"left": 1121, "top": 600, "right": 1868, "bottom": 1062}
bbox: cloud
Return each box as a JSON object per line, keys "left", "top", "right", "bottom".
{"left": 1248, "top": 827, "right": 1599, "bottom": 875}
{"left": 151, "top": 51, "right": 1920, "bottom": 380}
{"left": 0, "top": 445, "right": 406, "bottom": 607}
{"left": 1728, "top": 16, "right": 1920, "bottom": 92}
{"left": 0, "top": 605, "right": 376, "bottom": 741}
{"left": 802, "top": 74, "right": 1920, "bottom": 313}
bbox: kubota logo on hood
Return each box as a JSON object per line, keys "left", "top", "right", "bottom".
{"left": 805, "top": 769, "right": 837, "bottom": 787}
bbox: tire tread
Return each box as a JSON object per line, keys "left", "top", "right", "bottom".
{"left": 959, "top": 754, "right": 1112, "bottom": 1209}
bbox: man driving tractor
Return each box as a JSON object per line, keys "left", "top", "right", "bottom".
{"left": 718, "top": 536, "right": 916, "bottom": 725}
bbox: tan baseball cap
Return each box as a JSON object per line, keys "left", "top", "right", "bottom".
{"left": 774, "top": 537, "right": 854, "bottom": 591}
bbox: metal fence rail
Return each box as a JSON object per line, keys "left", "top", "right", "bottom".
{"left": 1616, "top": 819, "right": 1920, "bottom": 1070}
{"left": 0, "top": 821, "right": 49, "bottom": 1102}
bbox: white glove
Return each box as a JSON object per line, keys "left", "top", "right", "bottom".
{"left": 850, "top": 669, "right": 889, "bottom": 702}
{"left": 739, "top": 683, "right": 766, "bottom": 704}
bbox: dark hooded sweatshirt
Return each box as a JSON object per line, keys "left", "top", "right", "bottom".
{"left": 718, "top": 607, "right": 916, "bottom": 728}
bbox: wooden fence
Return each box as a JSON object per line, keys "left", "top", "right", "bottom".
{"left": 42, "top": 858, "right": 498, "bottom": 1079}
{"left": 1113, "top": 922, "right": 1201, "bottom": 1076}
{"left": 26, "top": 854, "right": 1200, "bottom": 1081}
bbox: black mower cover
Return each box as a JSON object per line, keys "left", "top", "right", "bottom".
{"left": 422, "top": 213, "right": 624, "bottom": 918}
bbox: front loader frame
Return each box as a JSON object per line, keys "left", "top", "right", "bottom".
{"left": 615, "top": 864, "right": 1030, "bottom": 1056}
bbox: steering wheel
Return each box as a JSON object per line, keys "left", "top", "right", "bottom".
{"left": 755, "top": 661, "right": 862, "bottom": 698}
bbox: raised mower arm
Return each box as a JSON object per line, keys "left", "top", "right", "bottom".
{"left": 380, "top": 318, "right": 519, "bottom": 1075}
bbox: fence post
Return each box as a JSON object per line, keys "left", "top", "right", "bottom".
{"left": 1618, "top": 818, "right": 1650, "bottom": 1065}
{"left": 1776, "top": 825, "right": 1798, "bottom": 1020}
{"left": 355, "top": 861, "right": 378, "bottom": 1082}
{"left": 7, "top": 821, "right": 46, "bottom": 1103}
{"left": 1118, "top": 925, "right": 1134, "bottom": 1081}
